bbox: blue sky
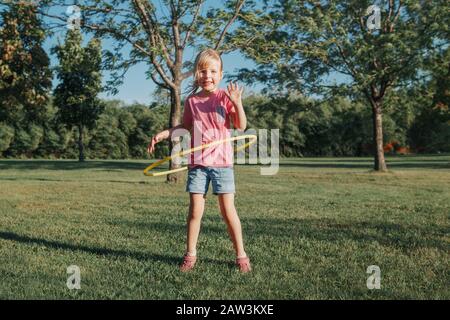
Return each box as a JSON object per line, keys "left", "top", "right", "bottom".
{"left": 41, "top": 2, "right": 265, "bottom": 106}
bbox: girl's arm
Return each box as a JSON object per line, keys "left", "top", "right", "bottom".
{"left": 226, "top": 82, "right": 247, "bottom": 131}
{"left": 148, "top": 97, "right": 193, "bottom": 155}
{"left": 232, "top": 99, "right": 247, "bottom": 131}
{"left": 147, "top": 122, "right": 191, "bottom": 155}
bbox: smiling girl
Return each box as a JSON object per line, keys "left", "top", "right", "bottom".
{"left": 147, "top": 49, "right": 251, "bottom": 273}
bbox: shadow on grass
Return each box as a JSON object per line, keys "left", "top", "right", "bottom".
{"left": 0, "top": 230, "right": 177, "bottom": 264}
{"left": 118, "top": 216, "right": 448, "bottom": 254}
{"left": 0, "top": 157, "right": 448, "bottom": 171}
{"left": 278, "top": 160, "right": 450, "bottom": 170}
{"left": 0, "top": 230, "right": 228, "bottom": 267}
{"left": 244, "top": 217, "right": 449, "bottom": 253}
{"left": 0, "top": 177, "right": 155, "bottom": 184}
{"left": 0, "top": 160, "right": 153, "bottom": 171}
{"left": 1, "top": 214, "right": 447, "bottom": 265}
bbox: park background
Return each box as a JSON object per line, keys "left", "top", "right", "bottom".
{"left": 0, "top": 0, "right": 449, "bottom": 299}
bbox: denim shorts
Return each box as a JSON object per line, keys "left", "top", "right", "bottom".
{"left": 186, "top": 166, "right": 235, "bottom": 195}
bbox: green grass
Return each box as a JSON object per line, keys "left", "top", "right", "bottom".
{"left": 0, "top": 155, "right": 449, "bottom": 299}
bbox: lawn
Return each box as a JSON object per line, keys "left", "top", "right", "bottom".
{"left": 0, "top": 155, "right": 449, "bottom": 299}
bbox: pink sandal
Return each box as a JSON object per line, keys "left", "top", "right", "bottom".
{"left": 236, "top": 256, "right": 252, "bottom": 273}
{"left": 180, "top": 254, "right": 197, "bottom": 272}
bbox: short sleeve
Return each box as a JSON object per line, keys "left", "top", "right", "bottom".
{"left": 183, "top": 98, "right": 193, "bottom": 128}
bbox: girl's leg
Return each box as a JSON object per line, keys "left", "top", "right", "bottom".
{"left": 217, "top": 193, "right": 246, "bottom": 258}
{"left": 185, "top": 193, "right": 206, "bottom": 256}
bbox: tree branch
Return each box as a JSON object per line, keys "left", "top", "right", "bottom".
{"left": 325, "top": 21, "right": 362, "bottom": 83}
{"left": 214, "top": 0, "right": 245, "bottom": 50}
{"left": 390, "top": 0, "right": 403, "bottom": 33}
{"left": 171, "top": 1, "right": 182, "bottom": 75}
{"left": 132, "top": 0, "right": 176, "bottom": 89}
{"left": 182, "top": 0, "right": 203, "bottom": 49}
{"left": 84, "top": 24, "right": 151, "bottom": 59}
{"left": 385, "top": 0, "right": 394, "bottom": 33}
{"left": 146, "top": 2, "right": 176, "bottom": 72}
{"left": 150, "top": 70, "right": 170, "bottom": 89}
{"left": 181, "top": 70, "right": 193, "bottom": 81}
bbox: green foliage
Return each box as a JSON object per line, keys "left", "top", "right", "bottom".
{"left": 236, "top": 0, "right": 450, "bottom": 170}
{"left": 0, "top": 1, "right": 448, "bottom": 159}
{"left": 52, "top": 29, "right": 104, "bottom": 161}
{"left": 88, "top": 106, "right": 130, "bottom": 159}
{"left": 242, "top": 92, "right": 434, "bottom": 157}
{"left": 0, "top": 123, "right": 14, "bottom": 152}
{"left": 53, "top": 30, "right": 104, "bottom": 130}
{"left": 238, "top": 0, "right": 449, "bottom": 97}
{"left": 0, "top": 3, "right": 52, "bottom": 110}
{"left": 8, "top": 125, "right": 43, "bottom": 157}
{"left": 127, "top": 103, "right": 170, "bottom": 159}
{"left": 408, "top": 47, "right": 450, "bottom": 153}
{"left": 0, "top": 3, "right": 52, "bottom": 158}
{"left": 0, "top": 90, "right": 447, "bottom": 159}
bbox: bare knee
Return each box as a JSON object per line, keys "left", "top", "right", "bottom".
{"left": 188, "top": 193, "right": 205, "bottom": 222}
{"left": 218, "top": 194, "right": 236, "bottom": 215}
{"left": 219, "top": 202, "right": 237, "bottom": 222}
{"left": 188, "top": 206, "right": 204, "bottom": 222}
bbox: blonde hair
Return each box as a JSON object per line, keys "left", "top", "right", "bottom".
{"left": 189, "top": 48, "right": 223, "bottom": 95}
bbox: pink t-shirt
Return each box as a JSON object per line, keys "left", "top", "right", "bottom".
{"left": 183, "top": 89, "right": 236, "bottom": 168}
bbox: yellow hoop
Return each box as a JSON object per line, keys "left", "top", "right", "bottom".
{"left": 143, "top": 134, "right": 257, "bottom": 177}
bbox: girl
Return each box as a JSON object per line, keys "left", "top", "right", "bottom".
{"left": 147, "top": 48, "right": 251, "bottom": 273}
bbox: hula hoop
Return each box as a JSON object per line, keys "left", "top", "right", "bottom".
{"left": 143, "top": 134, "right": 257, "bottom": 177}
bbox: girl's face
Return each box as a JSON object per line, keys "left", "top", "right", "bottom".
{"left": 197, "top": 59, "right": 222, "bottom": 93}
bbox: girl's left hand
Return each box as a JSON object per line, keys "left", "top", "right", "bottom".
{"left": 226, "top": 82, "right": 244, "bottom": 105}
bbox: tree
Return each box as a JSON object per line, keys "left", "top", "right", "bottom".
{"left": 0, "top": 1, "right": 52, "bottom": 157}
{"left": 237, "top": 0, "right": 449, "bottom": 170}
{"left": 52, "top": 29, "right": 104, "bottom": 161}
{"left": 41, "top": 0, "right": 249, "bottom": 182}
{"left": 127, "top": 103, "right": 170, "bottom": 159}
{"left": 409, "top": 47, "right": 450, "bottom": 153}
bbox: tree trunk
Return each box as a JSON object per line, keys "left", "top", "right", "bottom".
{"left": 371, "top": 101, "right": 387, "bottom": 171}
{"left": 167, "top": 86, "right": 183, "bottom": 183}
{"left": 78, "top": 124, "right": 85, "bottom": 162}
